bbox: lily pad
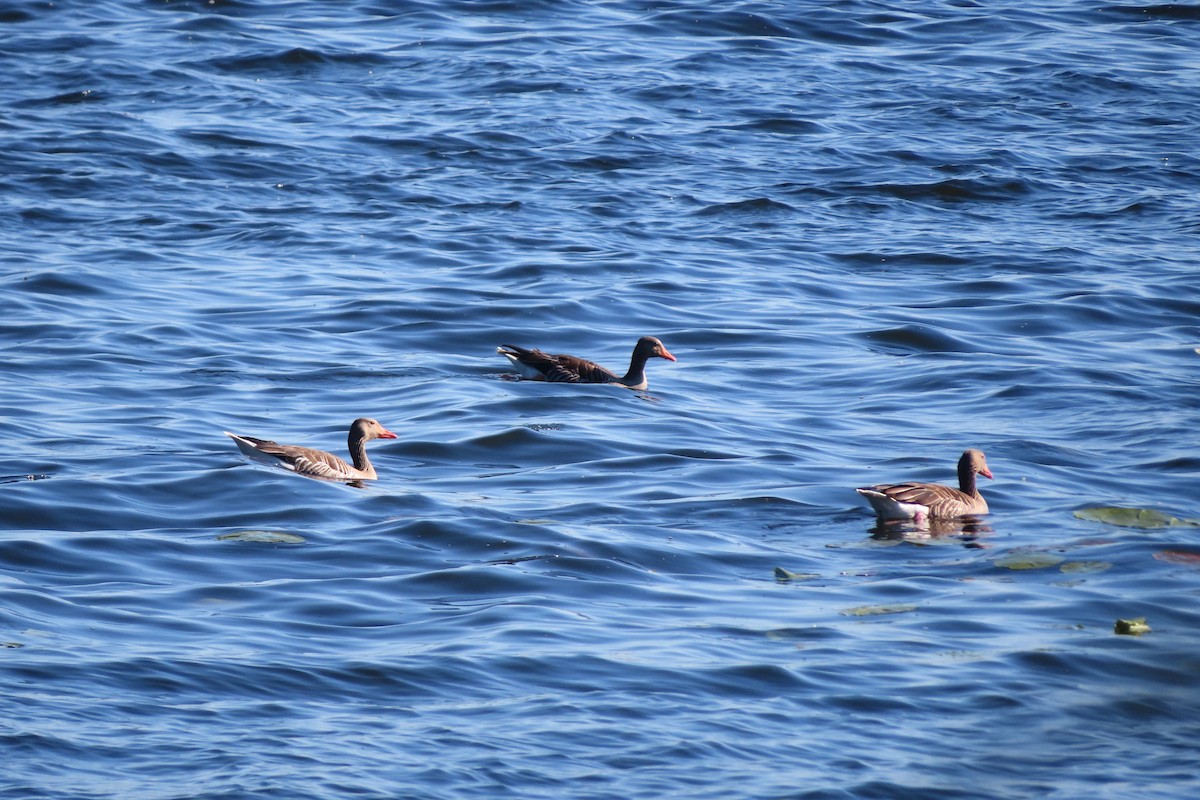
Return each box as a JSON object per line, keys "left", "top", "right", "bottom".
{"left": 774, "top": 567, "right": 819, "bottom": 582}
{"left": 840, "top": 603, "right": 918, "bottom": 617}
{"left": 994, "top": 552, "right": 1064, "bottom": 570}
{"left": 216, "top": 530, "right": 306, "bottom": 544}
{"left": 1073, "top": 507, "right": 1200, "bottom": 529}
{"left": 1059, "top": 560, "right": 1112, "bottom": 574}
{"left": 1114, "top": 617, "right": 1151, "bottom": 636}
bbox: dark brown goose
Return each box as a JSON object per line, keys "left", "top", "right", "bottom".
{"left": 225, "top": 417, "right": 397, "bottom": 481}
{"left": 856, "top": 449, "right": 992, "bottom": 523}
{"left": 497, "top": 336, "right": 676, "bottom": 391}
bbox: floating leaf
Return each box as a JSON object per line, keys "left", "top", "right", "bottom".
{"left": 840, "top": 603, "right": 918, "bottom": 617}
{"left": 994, "top": 552, "right": 1064, "bottom": 570}
{"left": 774, "top": 567, "right": 819, "bottom": 582}
{"left": 1073, "top": 507, "right": 1199, "bottom": 529}
{"left": 217, "top": 530, "right": 306, "bottom": 544}
{"left": 1059, "top": 560, "right": 1112, "bottom": 574}
{"left": 1114, "top": 618, "right": 1151, "bottom": 636}
{"left": 1154, "top": 550, "right": 1200, "bottom": 566}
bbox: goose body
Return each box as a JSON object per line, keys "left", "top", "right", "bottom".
{"left": 497, "top": 336, "right": 676, "bottom": 391}
{"left": 225, "top": 417, "right": 397, "bottom": 481}
{"left": 857, "top": 449, "right": 992, "bottom": 523}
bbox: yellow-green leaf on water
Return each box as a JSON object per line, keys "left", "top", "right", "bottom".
{"left": 774, "top": 567, "right": 819, "bottom": 582}
{"left": 217, "top": 530, "right": 306, "bottom": 544}
{"left": 1114, "top": 617, "right": 1151, "bottom": 636}
{"left": 840, "top": 603, "right": 918, "bottom": 617}
{"left": 1073, "top": 507, "right": 1200, "bottom": 529}
{"left": 1059, "top": 560, "right": 1112, "bottom": 574}
{"left": 994, "top": 552, "right": 1064, "bottom": 570}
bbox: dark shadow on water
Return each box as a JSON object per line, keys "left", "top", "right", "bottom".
{"left": 487, "top": 553, "right": 557, "bottom": 566}
{"left": 495, "top": 372, "right": 663, "bottom": 402}
{"left": 0, "top": 473, "right": 51, "bottom": 484}
{"left": 868, "top": 516, "right": 993, "bottom": 547}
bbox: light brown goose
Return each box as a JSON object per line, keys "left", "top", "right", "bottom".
{"left": 497, "top": 336, "right": 676, "bottom": 391}
{"left": 224, "top": 417, "right": 397, "bottom": 482}
{"left": 856, "top": 449, "right": 992, "bottom": 523}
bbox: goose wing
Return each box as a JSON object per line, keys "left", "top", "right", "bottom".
{"left": 227, "top": 434, "right": 356, "bottom": 480}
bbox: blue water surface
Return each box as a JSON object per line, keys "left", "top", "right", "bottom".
{"left": 2, "top": 1, "right": 1200, "bottom": 798}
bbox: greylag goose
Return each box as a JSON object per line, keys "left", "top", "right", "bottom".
{"left": 225, "top": 417, "right": 397, "bottom": 481}
{"left": 497, "top": 336, "right": 676, "bottom": 391}
{"left": 856, "top": 449, "right": 992, "bottom": 522}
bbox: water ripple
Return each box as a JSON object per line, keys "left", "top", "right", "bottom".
{"left": 4, "top": 1, "right": 1200, "bottom": 798}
